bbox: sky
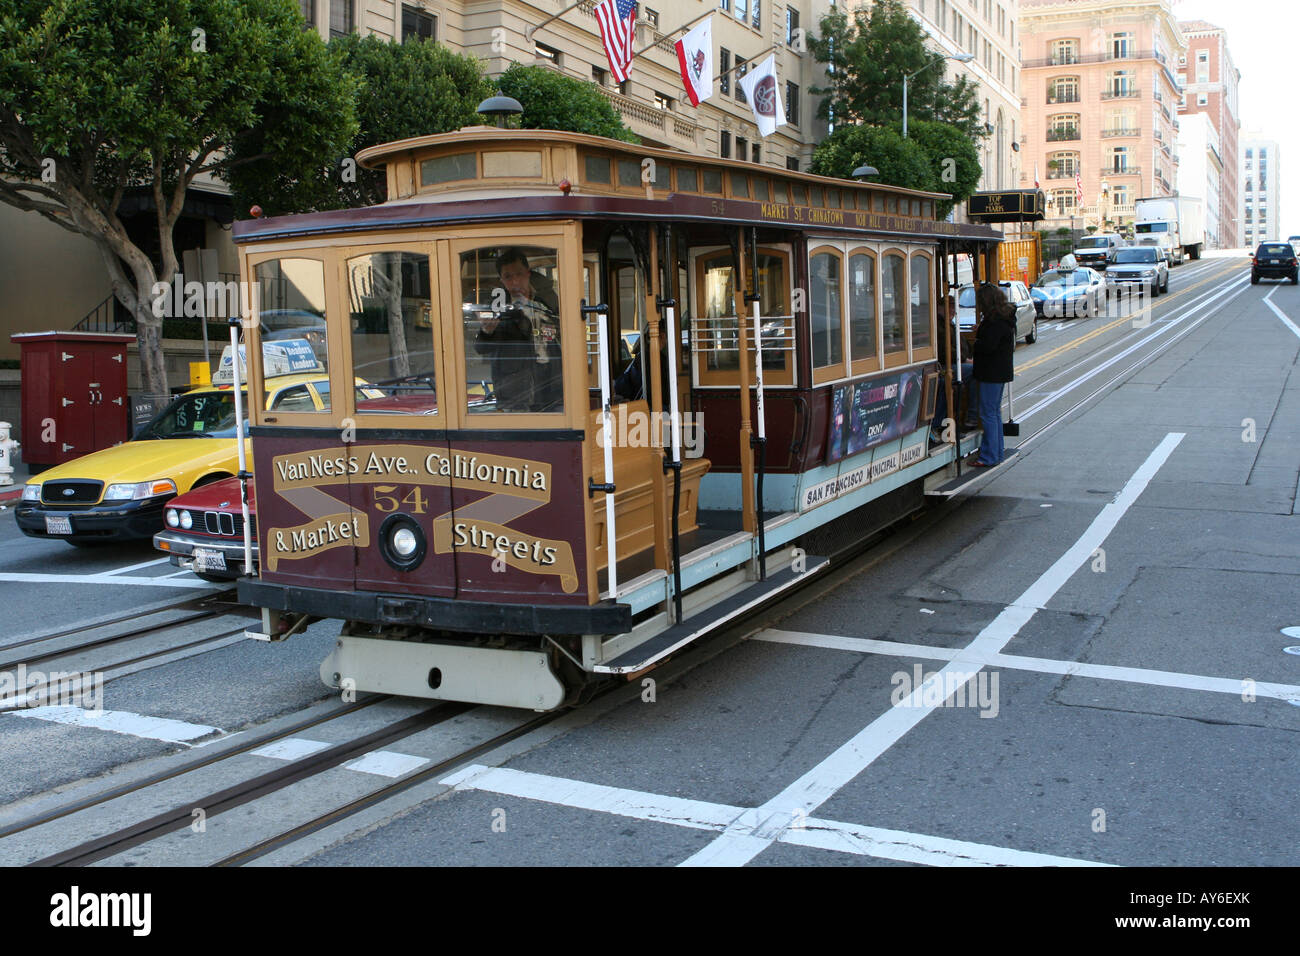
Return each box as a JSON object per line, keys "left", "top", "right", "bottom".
{"left": 1171, "top": 0, "right": 1298, "bottom": 240}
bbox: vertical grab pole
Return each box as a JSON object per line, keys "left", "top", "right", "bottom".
{"left": 747, "top": 227, "right": 767, "bottom": 581}
{"left": 659, "top": 225, "right": 685, "bottom": 624}
{"left": 584, "top": 301, "right": 618, "bottom": 598}
{"left": 228, "top": 315, "right": 254, "bottom": 576}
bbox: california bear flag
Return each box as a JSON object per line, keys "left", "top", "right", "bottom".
{"left": 738, "top": 53, "right": 784, "bottom": 137}
{"left": 675, "top": 18, "right": 713, "bottom": 107}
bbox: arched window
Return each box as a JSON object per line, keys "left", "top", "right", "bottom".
{"left": 1048, "top": 76, "right": 1079, "bottom": 104}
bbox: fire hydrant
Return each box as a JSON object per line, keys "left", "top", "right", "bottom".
{"left": 0, "top": 422, "right": 19, "bottom": 488}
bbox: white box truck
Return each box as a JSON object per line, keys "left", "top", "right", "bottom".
{"left": 1133, "top": 195, "right": 1205, "bottom": 265}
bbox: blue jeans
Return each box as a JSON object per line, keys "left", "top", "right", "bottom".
{"left": 977, "top": 381, "right": 1005, "bottom": 464}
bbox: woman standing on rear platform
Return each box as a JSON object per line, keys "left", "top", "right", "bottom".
{"left": 970, "top": 283, "right": 1016, "bottom": 467}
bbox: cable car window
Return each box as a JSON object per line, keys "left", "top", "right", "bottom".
{"left": 700, "top": 254, "right": 738, "bottom": 371}
{"left": 347, "top": 250, "right": 437, "bottom": 416}
{"left": 790, "top": 183, "right": 806, "bottom": 205}
{"left": 460, "top": 245, "right": 563, "bottom": 414}
{"left": 827, "top": 189, "right": 841, "bottom": 209}
{"left": 910, "top": 253, "right": 932, "bottom": 352}
{"left": 731, "top": 172, "right": 749, "bottom": 198}
{"left": 270, "top": 384, "right": 316, "bottom": 412}
{"left": 810, "top": 250, "right": 843, "bottom": 370}
{"left": 849, "top": 251, "right": 877, "bottom": 366}
{"left": 753, "top": 251, "right": 789, "bottom": 374}
{"left": 873, "top": 193, "right": 885, "bottom": 212}
{"left": 618, "top": 159, "right": 641, "bottom": 188}
{"left": 651, "top": 161, "right": 671, "bottom": 189}
{"left": 809, "top": 185, "right": 823, "bottom": 207}
{"left": 773, "top": 180, "right": 789, "bottom": 203}
{"left": 677, "top": 166, "right": 698, "bottom": 191}
{"left": 702, "top": 168, "right": 723, "bottom": 194}
{"left": 420, "top": 152, "right": 476, "bottom": 186}
{"left": 255, "top": 258, "right": 329, "bottom": 411}
{"left": 882, "top": 252, "right": 906, "bottom": 361}
{"left": 585, "top": 155, "right": 611, "bottom": 184}
{"left": 753, "top": 178, "right": 769, "bottom": 201}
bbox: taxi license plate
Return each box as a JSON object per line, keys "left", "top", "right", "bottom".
{"left": 45, "top": 516, "right": 72, "bottom": 535}
{"left": 193, "top": 549, "right": 227, "bottom": 573}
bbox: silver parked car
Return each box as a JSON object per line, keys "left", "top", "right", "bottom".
{"left": 1105, "top": 246, "right": 1169, "bottom": 296}
{"left": 956, "top": 281, "right": 1038, "bottom": 344}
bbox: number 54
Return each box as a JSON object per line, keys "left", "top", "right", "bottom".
{"left": 372, "top": 485, "right": 428, "bottom": 514}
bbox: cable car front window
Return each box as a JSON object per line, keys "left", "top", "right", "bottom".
{"left": 460, "top": 245, "right": 564, "bottom": 414}
{"left": 347, "top": 250, "right": 438, "bottom": 416}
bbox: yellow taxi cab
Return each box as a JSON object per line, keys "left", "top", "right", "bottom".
{"left": 15, "top": 340, "right": 380, "bottom": 546}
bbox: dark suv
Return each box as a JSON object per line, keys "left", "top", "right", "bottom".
{"left": 1251, "top": 242, "right": 1299, "bottom": 284}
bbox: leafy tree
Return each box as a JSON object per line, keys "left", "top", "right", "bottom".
{"left": 0, "top": 0, "right": 357, "bottom": 398}
{"left": 904, "top": 119, "right": 982, "bottom": 217}
{"left": 498, "top": 64, "right": 638, "bottom": 143}
{"left": 809, "top": 125, "right": 933, "bottom": 193}
{"left": 808, "top": 0, "right": 983, "bottom": 143}
{"left": 232, "top": 33, "right": 493, "bottom": 213}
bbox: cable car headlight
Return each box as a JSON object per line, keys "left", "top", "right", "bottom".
{"left": 179, "top": 510, "right": 193, "bottom": 530}
{"left": 379, "top": 514, "right": 426, "bottom": 572}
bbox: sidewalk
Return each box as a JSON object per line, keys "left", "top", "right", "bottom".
{"left": 0, "top": 456, "right": 34, "bottom": 504}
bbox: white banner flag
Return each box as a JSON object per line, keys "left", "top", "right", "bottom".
{"left": 738, "top": 53, "right": 785, "bottom": 138}
{"left": 675, "top": 17, "right": 713, "bottom": 107}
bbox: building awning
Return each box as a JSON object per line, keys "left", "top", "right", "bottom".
{"left": 117, "top": 186, "right": 235, "bottom": 225}
{"left": 967, "top": 190, "right": 1047, "bottom": 223}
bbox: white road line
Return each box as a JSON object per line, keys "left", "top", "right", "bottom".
{"left": 103, "top": 556, "right": 171, "bottom": 576}
{"left": 441, "top": 765, "right": 1108, "bottom": 867}
{"left": 1262, "top": 287, "right": 1300, "bottom": 341}
{"left": 342, "top": 751, "right": 429, "bottom": 778}
{"left": 251, "top": 738, "right": 332, "bottom": 761}
{"left": 0, "top": 572, "right": 216, "bottom": 589}
{"left": 5, "top": 705, "right": 223, "bottom": 744}
{"left": 756, "top": 630, "right": 1300, "bottom": 703}
{"left": 1017, "top": 278, "right": 1248, "bottom": 422}
{"left": 679, "top": 433, "right": 1184, "bottom": 867}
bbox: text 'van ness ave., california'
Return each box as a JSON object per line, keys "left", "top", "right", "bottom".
{"left": 273, "top": 445, "right": 551, "bottom": 497}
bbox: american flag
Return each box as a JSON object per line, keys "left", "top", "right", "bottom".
{"left": 1075, "top": 167, "right": 1083, "bottom": 206}
{"left": 595, "top": 0, "right": 638, "bottom": 84}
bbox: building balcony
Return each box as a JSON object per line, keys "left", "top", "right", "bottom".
{"left": 1101, "top": 89, "right": 1141, "bottom": 100}
{"left": 1106, "top": 166, "right": 1142, "bottom": 177}
{"left": 1045, "top": 93, "right": 1082, "bottom": 104}
{"left": 1045, "top": 168, "right": 1079, "bottom": 180}
{"left": 1023, "top": 49, "right": 1167, "bottom": 70}
{"left": 1102, "top": 126, "right": 1141, "bottom": 138}
{"left": 1046, "top": 127, "right": 1081, "bottom": 142}
{"left": 594, "top": 86, "right": 702, "bottom": 149}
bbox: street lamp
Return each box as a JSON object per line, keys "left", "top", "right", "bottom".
{"left": 903, "top": 52, "right": 975, "bottom": 138}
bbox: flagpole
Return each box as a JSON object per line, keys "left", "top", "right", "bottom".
{"left": 633, "top": 8, "right": 712, "bottom": 55}
{"left": 711, "top": 43, "right": 777, "bottom": 82}
{"left": 527, "top": 0, "right": 588, "bottom": 39}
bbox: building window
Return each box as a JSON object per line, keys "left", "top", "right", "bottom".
{"left": 736, "top": 136, "right": 748, "bottom": 163}
{"left": 1050, "top": 188, "right": 1077, "bottom": 213}
{"left": 1111, "top": 185, "right": 1131, "bottom": 207}
{"left": 735, "top": 0, "right": 748, "bottom": 24}
{"left": 786, "top": 6, "right": 800, "bottom": 47}
{"left": 643, "top": 7, "right": 660, "bottom": 28}
{"left": 786, "top": 81, "right": 800, "bottom": 126}
{"left": 618, "top": 80, "right": 629, "bottom": 96}
{"left": 1111, "top": 32, "right": 1134, "bottom": 59}
{"left": 1110, "top": 146, "right": 1134, "bottom": 172}
{"left": 735, "top": 57, "right": 748, "bottom": 104}
{"left": 719, "top": 0, "right": 730, "bottom": 11}
{"left": 721, "top": 131, "right": 731, "bottom": 159}
{"left": 401, "top": 4, "right": 436, "bottom": 42}
{"left": 329, "top": 0, "right": 353, "bottom": 37}
{"left": 753, "top": 0, "right": 761, "bottom": 29}
{"left": 1047, "top": 114, "right": 1080, "bottom": 141}
{"left": 786, "top": 156, "right": 799, "bottom": 171}
{"left": 1048, "top": 76, "right": 1079, "bottom": 104}
{"left": 752, "top": 143, "right": 761, "bottom": 164}
{"left": 592, "top": 66, "right": 607, "bottom": 87}
{"left": 1197, "top": 92, "right": 1208, "bottom": 106}
{"left": 654, "top": 91, "right": 674, "bottom": 111}
{"left": 1107, "top": 70, "right": 1136, "bottom": 97}
{"left": 1196, "top": 50, "right": 1209, "bottom": 84}
{"left": 720, "top": 48, "right": 731, "bottom": 96}
{"left": 299, "top": 0, "right": 315, "bottom": 27}
{"left": 1047, "top": 151, "right": 1079, "bottom": 178}
{"left": 535, "top": 42, "right": 561, "bottom": 66}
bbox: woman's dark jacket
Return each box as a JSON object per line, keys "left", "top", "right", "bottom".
{"left": 972, "top": 300, "right": 1016, "bottom": 384}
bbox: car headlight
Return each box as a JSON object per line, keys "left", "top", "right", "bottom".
{"left": 165, "top": 508, "right": 180, "bottom": 528}
{"left": 22, "top": 484, "right": 40, "bottom": 502}
{"left": 103, "top": 480, "right": 178, "bottom": 501}
{"left": 1141, "top": 270, "right": 1155, "bottom": 278}
{"left": 179, "top": 510, "right": 193, "bottom": 530}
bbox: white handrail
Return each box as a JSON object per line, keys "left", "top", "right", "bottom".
{"left": 594, "top": 306, "right": 618, "bottom": 598}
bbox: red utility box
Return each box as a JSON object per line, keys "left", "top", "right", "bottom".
{"left": 11, "top": 331, "right": 133, "bottom": 470}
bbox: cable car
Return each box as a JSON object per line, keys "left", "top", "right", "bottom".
{"left": 233, "top": 126, "right": 1002, "bottom": 709}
